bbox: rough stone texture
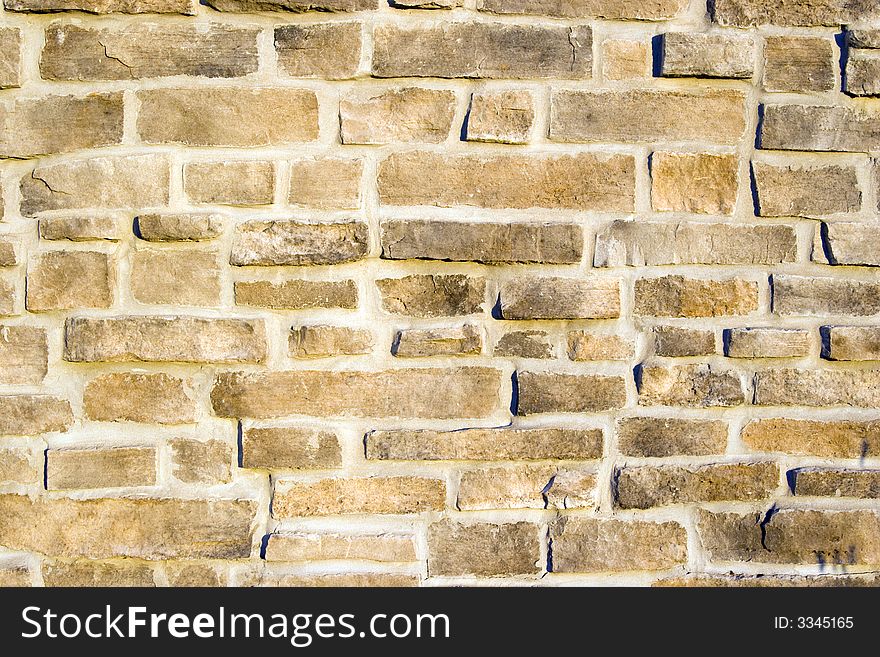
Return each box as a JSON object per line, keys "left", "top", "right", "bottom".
{"left": 427, "top": 520, "right": 540, "bottom": 576}
{"left": 265, "top": 532, "right": 416, "bottom": 563}
{"left": 760, "top": 104, "right": 880, "bottom": 152}
{"left": 846, "top": 49, "right": 880, "bottom": 96}
{"left": 499, "top": 277, "right": 620, "bottom": 320}
{"left": 41, "top": 216, "right": 121, "bottom": 242}
{"left": 273, "top": 477, "right": 445, "bottom": 516}
{"left": 711, "top": 0, "right": 880, "bottom": 26}
{"left": 726, "top": 327, "right": 810, "bottom": 358}
{"left": 743, "top": 419, "right": 880, "bottom": 457}
{"left": 170, "top": 439, "right": 233, "bottom": 484}
{"left": 793, "top": 469, "right": 880, "bottom": 498}
{"left": 634, "top": 276, "right": 758, "bottom": 317}
{"left": 639, "top": 364, "right": 745, "bottom": 407}
{"left": 772, "top": 275, "right": 880, "bottom": 316}
{"left": 616, "top": 417, "right": 728, "bottom": 457}
{"left": 0, "top": 395, "right": 72, "bottom": 436}
{"left": 184, "top": 161, "right": 275, "bottom": 206}
{"left": 602, "top": 39, "right": 650, "bottom": 79}
{"left": 47, "top": 447, "right": 157, "bottom": 489}
{"left": 27, "top": 251, "right": 114, "bottom": 311}
{"left": 241, "top": 426, "right": 341, "bottom": 470}
{"left": 650, "top": 152, "right": 738, "bottom": 214}
{"left": 819, "top": 222, "right": 880, "bottom": 266}
{"left": 131, "top": 248, "right": 221, "bottom": 307}
{"left": 341, "top": 87, "right": 456, "bottom": 144}
{"left": 0, "top": 326, "right": 47, "bottom": 385}
{"left": 753, "top": 162, "right": 861, "bottom": 217}
{"left": 763, "top": 36, "right": 835, "bottom": 92}
{"left": 476, "top": 0, "right": 688, "bottom": 19}
{"left": 42, "top": 560, "right": 156, "bottom": 587}
{"left": 231, "top": 220, "right": 368, "bottom": 266}
{"left": 0, "top": 448, "right": 39, "bottom": 484}
{"left": 7, "top": 0, "right": 195, "bottom": 11}
{"left": 0, "top": 28, "right": 21, "bottom": 89}
{"left": 494, "top": 330, "right": 554, "bottom": 359}
{"left": 661, "top": 32, "right": 754, "bottom": 78}
{"left": 754, "top": 368, "right": 880, "bottom": 407}
{"left": 83, "top": 372, "right": 196, "bottom": 424}
{"left": 377, "top": 275, "right": 486, "bottom": 317}
{"left": 235, "top": 280, "right": 358, "bottom": 310}
{"left": 289, "top": 158, "right": 363, "bottom": 209}
{"left": 206, "top": 0, "right": 374, "bottom": 9}
{"left": 394, "top": 325, "right": 482, "bottom": 357}
{"left": 290, "top": 325, "right": 373, "bottom": 358}
{"left": 458, "top": 466, "right": 595, "bottom": 510}
{"left": 516, "top": 371, "right": 627, "bottom": 414}
{"left": 824, "top": 326, "right": 880, "bottom": 361}
{"left": 567, "top": 332, "right": 633, "bottom": 361}
{"left": 136, "top": 214, "right": 223, "bottom": 242}
{"left": 275, "top": 23, "right": 361, "bottom": 79}
{"left": 466, "top": 89, "right": 534, "bottom": 143}
{"left": 653, "top": 326, "right": 716, "bottom": 357}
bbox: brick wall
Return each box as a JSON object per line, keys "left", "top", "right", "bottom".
{"left": 0, "top": 0, "right": 879, "bottom": 587}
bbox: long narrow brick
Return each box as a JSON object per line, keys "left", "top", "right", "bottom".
{"left": 760, "top": 104, "right": 880, "bottom": 152}
{"left": 273, "top": 477, "right": 445, "bottom": 516}
{"left": 476, "top": 0, "right": 688, "bottom": 20}
{"left": 754, "top": 368, "right": 880, "bottom": 407}
{"left": 743, "top": 418, "right": 880, "bottom": 457}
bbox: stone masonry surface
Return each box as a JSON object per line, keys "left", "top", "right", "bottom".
{"left": 1, "top": 0, "right": 880, "bottom": 588}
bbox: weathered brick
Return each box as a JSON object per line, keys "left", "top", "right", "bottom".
{"left": 244, "top": 572, "right": 417, "bottom": 587}
{"left": 274, "top": 476, "right": 445, "bottom": 516}
{"left": 763, "top": 36, "right": 835, "bottom": 92}
{"left": 0, "top": 281, "right": 14, "bottom": 316}
{"left": 27, "top": 251, "right": 114, "bottom": 311}
{"left": 84, "top": 372, "right": 196, "bottom": 424}
{"left": 131, "top": 248, "right": 220, "bottom": 307}
{"left": 0, "top": 567, "right": 30, "bottom": 586}
{"left": 64, "top": 316, "right": 266, "bottom": 363}
{"left": 265, "top": 532, "right": 415, "bottom": 563}
{"left": 231, "top": 220, "right": 368, "bottom": 266}
{"left": 516, "top": 371, "right": 627, "bottom": 414}
{"left": 428, "top": 520, "right": 540, "bottom": 577}
{"left": 21, "top": 154, "right": 169, "bottom": 215}
{"left": 290, "top": 325, "right": 372, "bottom": 358}
{"left": 0, "top": 395, "right": 72, "bottom": 436}
{"left": 377, "top": 274, "right": 486, "bottom": 317}
{"left": 635, "top": 276, "right": 758, "bottom": 317}
{"left": 499, "top": 277, "right": 620, "bottom": 320}
{"left": 41, "top": 216, "right": 121, "bottom": 242}
{"left": 394, "top": 325, "right": 482, "bottom": 357}
{"left": 289, "top": 158, "right": 363, "bottom": 209}
{"left": 847, "top": 49, "right": 880, "bottom": 96}
{"left": 206, "top": 0, "right": 373, "bottom": 10}
{"left": 849, "top": 29, "right": 880, "bottom": 49}
{"left": 212, "top": 367, "right": 501, "bottom": 419}
{"left": 617, "top": 417, "right": 728, "bottom": 457}
{"left": 601, "top": 39, "right": 650, "bottom": 80}
{"left": 42, "top": 560, "right": 156, "bottom": 587}
{"left": 656, "top": 574, "right": 880, "bottom": 587}
{"left": 170, "top": 438, "right": 233, "bottom": 484}
{"left": 726, "top": 327, "right": 810, "bottom": 358}
{"left": 373, "top": 23, "right": 591, "bottom": 79}
{"left": 698, "top": 508, "right": 880, "bottom": 565}
{"left": 0, "top": 448, "right": 39, "bottom": 484}
{"left": 341, "top": 87, "right": 456, "bottom": 144}
{"left": 711, "top": 0, "right": 878, "bottom": 26}
{"left": 367, "top": 427, "right": 603, "bottom": 461}
{"left": 136, "top": 214, "right": 223, "bottom": 242}
{"left": 0, "top": 495, "right": 256, "bottom": 559}
{"left": 476, "top": 0, "right": 688, "bottom": 20}
{"left": 772, "top": 275, "right": 880, "bottom": 316}
{"left": 41, "top": 23, "right": 258, "bottom": 80}
{"left": 275, "top": 23, "right": 361, "bottom": 79}
{"left": 793, "top": 469, "right": 880, "bottom": 498}
{"left": 391, "top": 0, "right": 457, "bottom": 6}
{"left": 378, "top": 151, "right": 635, "bottom": 210}
{"left": 661, "top": 32, "right": 754, "bottom": 78}
{"left": 567, "top": 332, "right": 633, "bottom": 361}
{"left": 7, "top": 0, "right": 195, "bottom": 12}
{"left": 819, "top": 222, "right": 880, "bottom": 266}
{"left": 0, "top": 93, "right": 123, "bottom": 158}
{"left": 381, "top": 220, "right": 582, "bottom": 264}
{"left": 754, "top": 368, "right": 880, "bottom": 406}
{"left": 760, "top": 104, "right": 880, "bottom": 152}
{"left": 235, "top": 280, "right": 358, "bottom": 310}
{"left": 595, "top": 221, "right": 795, "bottom": 266}
{"left": 165, "top": 563, "right": 226, "bottom": 587}
{"left": 550, "top": 89, "right": 746, "bottom": 144}
{"left": 550, "top": 517, "right": 687, "bottom": 572}
{"left": 0, "top": 326, "right": 47, "bottom": 385}
{"left": 616, "top": 462, "right": 778, "bottom": 509}
{"left": 639, "top": 363, "right": 745, "bottom": 407}
{"left": 494, "top": 330, "right": 554, "bottom": 359}
{"left": 47, "top": 447, "right": 156, "bottom": 490}
{"left": 650, "top": 152, "right": 738, "bottom": 214}
{"left": 0, "top": 28, "right": 22, "bottom": 89}
{"left": 743, "top": 418, "right": 880, "bottom": 457}
{"left": 653, "top": 326, "right": 716, "bottom": 357}
{"left": 138, "top": 88, "right": 318, "bottom": 147}
{"left": 465, "top": 89, "right": 534, "bottom": 143}
{"left": 753, "top": 162, "right": 860, "bottom": 217}
{"left": 0, "top": 241, "right": 15, "bottom": 266}
{"left": 458, "top": 466, "right": 595, "bottom": 510}
{"left": 824, "top": 326, "right": 880, "bottom": 361}
{"left": 184, "top": 161, "right": 274, "bottom": 206}
{"left": 241, "top": 426, "right": 341, "bottom": 470}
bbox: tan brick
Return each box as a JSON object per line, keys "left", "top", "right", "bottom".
{"left": 849, "top": 29, "right": 880, "bottom": 49}
{"left": 567, "top": 332, "right": 633, "bottom": 361}
{"left": 274, "top": 476, "right": 445, "bottom": 517}
{"left": 650, "top": 152, "right": 738, "bottom": 214}
{"left": 550, "top": 517, "right": 687, "bottom": 572}
{"left": 289, "top": 158, "right": 362, "bottom": 209}
{"left": 367, "top": 427, "right": 603, "bottom": 461}
{"left": 481, "top": 0, "right": 687, "bottom": 18}
{"left": 635, "top": 276, "right": 758, "bottom": 317}
{"left": 820, "top": 222, "right": 880, "bottom": 266}
{"left": 595, "top": 221, "right": 794, "bottom": 265}
{"left": 381, "top": 220, "right": 582, "bottom": 264}
{"left": 170, "top": 438, "right": 233, "bottom": 484}
{"left": 846, "top": 49, "right": 880, "bottom": 96}
{"left": 47, "top": 447, "right": 156, "bottom": 490}
{"left": 41, "top": 23, "right": 257, "bottom": 80}
{"left": 275, "top": 23, "right": 361, "bottom": 79}
{"left": 760, "top": 104, "right": 880, "bottom": 152}
{"left": 726, "top": 327, "right": 810, "bottom": 358}
{"left": 245, "top": 572, "right": 417, "bottom": 587}
{"left": 0, "top": 326, "right": 47, "bottom": 385}
{"left": 0, "top": 93, "right": 123, "bottom": 158}
{"left": 661, "top": 32, "right": 754, "bottom": 78}
{"left": 0, "top": 28, "right": 22, "bottom": 89}
{"left": 265, "top": 532, "right": 416, "bottom": 563}
{"left": 0, "top": 495, "right": 256, "bottom": 559}
{"left": 711, "top": 0, "right": 878, "bottom": 26}
{"left": 138, "top": 88, "right": 318, "bottom": 147}
{"left": 656, "top": 574, "right": 880, "bottom": 587}
{"left": 391, "top": 0, "right": 458, "bottom": 6}
{"left": 550, "top": 89, "right": 746, "bottom": 144}
{"left": 21, "top": 154, "right": 169, "bottom": 215}
{"left": 42, "top": 560, "right": 156, "bottom": 587}
{"left": 617, "top": 417, "right": 728, "bottom": 457}
{"left": 825, "top": 325, "right": 880, "bottom": 360}
{"left": 0, "top": 395, "right": 72, "bottom": 436}
{"left": 763, "top": 36, "right": 835, "bottom": 92}
{"left": 617, "top": 462, "right": 778, "bottom": 509}
{"left": 754, "top": 162, "right": 860, "bottom": 217}
{"left": 465, "top": 89, "right": 534, "bottom": 144}
{"left": 84, "top": 372, "right": 195, "bottom": 424}
{"left": 0, "top": 281, "right": 14, "bottom": 317}
{"left": 500, "top": 277, "right": 620, "bottom": 320}
{"left": 241, "top": 426, "right": 341, "bottom": 470}
{"left": 373, "top": 23, "right": 591, "bottom": 79}
{"left": 0, "top": 448, "right": 39, "bottom": 484}
{"left": 653, "top": 326, "right": 716, "bottom": 357}
{"left": 639, "top": 363, "right": 745, "bottom": 407}
{"left": 0, "top": 241, "right": 14, "bottom": 266}
{"left": 40, "top": 216, "right": 121, "bottom": 242}
{"left": 212, "top": 367, "right": 501, "bottom": 419}
{"left": 290, "top": 325, "right": 372, "bottom": 358}
{"left": 458, "top": 466, "right": 595, "bottom": 510}
{"left": 394, "top": 325, "right": 481, "bottom": 357}
{"left": 165, "top": 563, "right": 226, "bottom": 587}
{"left": 207, "top": 0, "right": 373, "bottom": 7}
{"left": 341, "top": 87, "right": 456, "bottom": 144}
{"left": 64, "top": 316, "right": 266, "bottom": 363}
{"left": 185, "top": 161, "right": 274, "bottom": 206}
{"left": 516, "top": 371, "right": 627, "bottom": 414}
{"left": 131, "top": 248, "right": 220, "bottom": 307}
{"left": 793, "top": 469, "right": 880, "bottom": 498}
{"left": 773, "top": 275, "right": 880, "bottom": 316}
{"left": 377, "top": 274, "right": 486, "bottom": 317}
{"left": 378, "top": 151, "right": 635, "bottom": 210}
{"left": 698, "top": 508, "right": 880, "bottom": 565}
{"left": 494, "top": 330, "right": 554, "bottom": 359}
{"left": 235, "top": 280, "right": 358, "bottom": 310}
{"left": 231, "top": 220, "right": 368, "bottom": 266}
{"left": 136, "top": 213, "right": 223, "bottom": 242}
{"left": 754, "top": 368, "right": 880, "bottom": 406}
{"left": 8, "top": 0, "right": 195, "bottom": 12}
{"left": 601, "top": 39, "right": 650, "bottom": 80}
{"left": 27, "top": 251, "right": 114, "bottom": 311}
{"left": 0, "top": 567, "right": 30, "bottom": 586}
{"left": 428, "top": 520, "right": 540, "bottom": 577}
{"left": 743, "top": 418, "right": 880, "bottom": 457}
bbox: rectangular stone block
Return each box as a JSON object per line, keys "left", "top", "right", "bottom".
{"left": 241, "top": 426, "right": 341, "bottom": 470}
{"left": 273, "top": 477, "right": 445, "bottom": 516}
{"left": 290, "top": 325, "right": 373, "bottom": 358}
{"left": 84, "top": 372, "right": 196, "bottom": 424}
{"left": 136, "top": 214, "right": 223, "bottom": 242}
{"left": 494, "top": 330, "right": 554, "bottom": 359}
{"left": 661, "top": 32, "right": 754, "bottom": 78}
{"left": 289, "top": 158, "right": 363, "bottom": 209}
{"left": 131, "top": 248, "right": 220, "bottom": 307}
{"left": 377, "top": 274, "right": 486, "bottom": 317}
{"left": 499, "top": 277, "right": 620, "bottom": 320}
{"left": 753, "top": 162, "right": 860, "bottom": 217}
{"left": 516, "top": 371, "right": 627, "bottom": 414}
{"left": 650, "top": 152, "right": 738, "bottom": 214}
{"left": 616, "top": 417, "right": 728, "bottom": 457}
{"left": 394, "top": 325, "right": 482, "bottom": 357}
{"left": 170, "top": 439, "right": 233, "bottom": 484}
{"left": 635, "top": 276, "right": 759, "bottom": 317}
{"left": 743, "top": 418, "right": 880, "bottom": 457}
{"left": 824, "top": 326, "right": 880, "bottom": 360}
{"left": 0, "top": 326, "right": 47, "bottom": 385}
{"left": 42, "top": 560, "right": 156, "bottom": 587}
{"left": 231, "top": 220, "right": 368, "bottom": 266}
{"left": 275, "top": 23, "right": 361, "bottom": 79}
{"left": 567, "top": 332, "right": 633, "bottom": 361}
{"left": 47, "top": 447, "right": 156, "bottom": 490}
{"left": 653, "top": 326, "right": 715, "bottom": 357}
{"left": 27, "top": 251, "right": 114, "bottom": 311}
{"left": 820, "top": 222, "right": 880, "bottom": 266}
{"left": 465, "top": 89, "right": 535, "bottom": 144}
{"left": 0, "top": 395, "right": 72, "bottom": 436}
{"left": 458, "top": 466, "right": 595, "bottom": 510}
{"left": 7, "top": 0, "right": 195, "bottom": 11}
{"left": 726, "top": 327, "right": 810, "bottom": 358}
{"left": 846, "top": 49, "right": 880, "bottom": 96}
{"left": 760, "top": 104, "right": 880, "bottom": 152}
{"left": 754, "top": 368, "right": 880, "bottom": 406}
{"left": 639, "top": 363, "right": 745, "bottom": 407}
{"left": 477, "top": 0, "right": 687, "bottom": 18}
{"left": 772, "top": 275, "right": 880, "bottom": 316}
{"left": 341, "top": 87, "right": 456, "bottom": 144}
{"left": 710, "top": 0, "right": 878, "bottom": 26}
{"left": 427, "top": 520, "right": 540, "bottom": 577}
{"left": 793, "top": 469, "right": 880, "bottom": 498}
{"left": 0, "top": 28, "right": 22, "bottom": 89}
{"left": 235, "top": 280, "right": 358, "bottom": 310}
{"left": 0, "top": 448, "right": 39, "bottom": 484}
{"left": 184, "top": 161, "right": 274, "bottom": 206}
{"left": 41, "top": 216, "right": 121, "bottom": 242}
{"left": 763, "top": 36, "right": 835, "bottom": 92}
{"left": 265, "top": 532, "right": 416, "bottom": 563}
